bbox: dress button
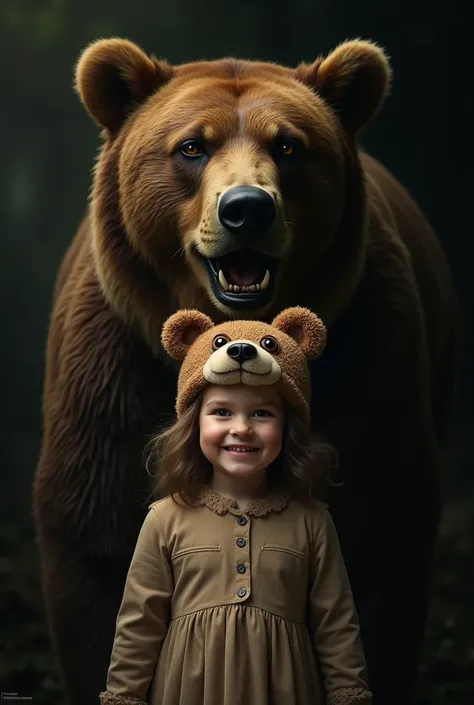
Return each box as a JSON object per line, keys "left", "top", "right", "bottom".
{"left": 237, "top": 516, "right": 248, "bottom": 526}
{"left": 236, "top": 537, "right": 246, "bottom": 548}
{"left": 237, "top": 563, "right": 246, "bottom": 574}
{"left": 237, "top": 587, "right": 247, "bottom": 598}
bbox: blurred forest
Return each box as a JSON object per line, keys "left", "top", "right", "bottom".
{"left": 0, "top": 0, "right": 472, "bottom": 703}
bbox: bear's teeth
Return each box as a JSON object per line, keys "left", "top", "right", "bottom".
{"left": 219, "top": 272, "right": 267, "bottom": 293}
{"left": 218, "top": 269, "right": 230, "bottom": 290}
{"left": 259, "top": 269, "right": 270, "bottom": 291}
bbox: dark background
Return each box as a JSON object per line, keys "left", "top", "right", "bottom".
{"left": 1, "top": 0, "right": 472, "bottom": 703}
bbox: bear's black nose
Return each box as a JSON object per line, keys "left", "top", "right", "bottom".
{"left": 218, "top": 187, "right": 276, "bottom": 236}
{"left": 226, "top": 343, "right": 258, "bottom": 364}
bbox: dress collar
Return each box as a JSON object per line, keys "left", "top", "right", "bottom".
{"left": 197, "top": 485, "right": 290, "bottom": 517}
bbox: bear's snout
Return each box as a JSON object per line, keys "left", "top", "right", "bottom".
{"left": 218, "top": 186, "right": 275, "bottom": 237}
{"left": 226, "top": 342, "right": 257, "bottom": 363}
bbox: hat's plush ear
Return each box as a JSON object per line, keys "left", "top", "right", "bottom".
{"left": 272, "top": 307, "right": 327, "bottom": 359}
{"left": 75, "top": 38, "right": 174, "bottom": 135}
{"left": 294, "top": 39, "right": 391, "bottom": 135}
{"left": 161, "top": 310, "right": 215, "bottom": 361}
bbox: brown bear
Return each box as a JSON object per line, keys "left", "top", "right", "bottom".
{"left": 33, "top": 37, "right": 459, "bottom": 705}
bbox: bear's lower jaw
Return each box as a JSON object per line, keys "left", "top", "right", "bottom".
{"left": 197, "top": 248, "right": 279, "bottom": 311}
{"left": 210, "top": 284, "right": 272, "bottom": 311}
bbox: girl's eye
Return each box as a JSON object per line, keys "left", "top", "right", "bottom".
{"left": 260, "top": 335, "right": 279, "bottom": 353}
{"left": 212, "top": 334, "right": 230, "bottom": 350}
{"left": 214, "top": 408, "right": 231, "bottom": 416}
{"left": 180, "top": 140, "right": 205, "bottom": 158}
{"left": 253, "top": 409, "right": 272, "bottom": 417}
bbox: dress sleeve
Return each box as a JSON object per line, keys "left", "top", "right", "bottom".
{"left": 308, "top": 507, "right": 372, "bottom": 705}
{"left": 99, "top": 507, "right": 173, "bottom": 705}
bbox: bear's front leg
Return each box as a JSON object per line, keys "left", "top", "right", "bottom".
{"left": 37, "top": 536, "right": 132, "bottom": 705}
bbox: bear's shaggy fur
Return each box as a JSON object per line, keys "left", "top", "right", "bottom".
{"left": 34, "top": 38, "right": 459, "bottom": 705}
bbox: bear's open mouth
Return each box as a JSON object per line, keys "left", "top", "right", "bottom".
{"left": 195, "top": 248, "right": 279, "bottom": 310}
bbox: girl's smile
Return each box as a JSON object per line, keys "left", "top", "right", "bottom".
{"left": 222, "top": 444, "right": 262, "bottom": 459}
{"left": 223, "top": 445, "right": 260, "bottom": 455}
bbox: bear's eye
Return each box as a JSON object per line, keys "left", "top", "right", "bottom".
{"left": 273, "top": 138, "right": 299, "bottom": 160}
{"left": 212, "top": 334, "right": 230, "bottom": 350}
{"left": 180, "top": 140, "right": 205, "bottom": 158}
{"left": 260, "top": 335, "right": 279, "bottom": 353}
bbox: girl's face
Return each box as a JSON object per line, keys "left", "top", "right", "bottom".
{"left": 199, "top": 384, "right": 284, "bottom": 486}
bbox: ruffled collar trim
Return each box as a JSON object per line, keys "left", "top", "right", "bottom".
{"left": 197, "top": 485, "right": 290, "bottom": 517}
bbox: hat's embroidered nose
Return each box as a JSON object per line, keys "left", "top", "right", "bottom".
{"left": 226, "top": 343, "right": 257, "bottom": 363}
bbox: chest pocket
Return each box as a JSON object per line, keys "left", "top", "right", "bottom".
{"left": 171, "top": 544, "right": 222, "bottom": 591}
{"left": 170, "top": 545, "right": 222, "bottom": 613}
{"left": 172, "top": 544, "right": 220, "bottom": 560}
{"left": 261, "top": 544, "right": 307, "bottom": 560}
{"left": 259, "top": 543, "right": 309, "bottom": 600}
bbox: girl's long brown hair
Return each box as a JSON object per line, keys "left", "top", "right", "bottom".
{"left": 146, "top": 395, "right": 337, "bottom": 504}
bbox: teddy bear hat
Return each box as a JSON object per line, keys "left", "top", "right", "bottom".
{"left": 161, "top": 307, "right": 327, "bottom": 422}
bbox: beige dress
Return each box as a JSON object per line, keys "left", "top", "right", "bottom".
{"left": 99, "top": 488, "right": 371, "bottom": 705}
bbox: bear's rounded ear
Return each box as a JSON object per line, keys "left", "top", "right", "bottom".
{"left": 294, "top": 39, "right": 391, "bottom": 135}
{"left": 75, "top": 38, "right": 174, "bottom": 135}
{"left": 161, "top": 310, "right": 215, "bottom": 361}
{"left": 272, "top": 307, "right": 327, "bottom": 359}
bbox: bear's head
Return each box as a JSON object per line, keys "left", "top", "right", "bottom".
{"left": 161, "top": 306, "right": 327, "bottom": 421}
{"left": 76, "top": 38, "right": 390, "bottom": 353}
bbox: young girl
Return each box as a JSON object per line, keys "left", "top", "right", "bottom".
{"left": 99, "top": 306, "right": 371, "bottom": 705}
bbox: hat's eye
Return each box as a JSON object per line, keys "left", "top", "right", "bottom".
{"left": 260, "top": 335, "right": 279, "bottom": 353}
{"left": 212, "top": 334, "right": 230, "bottom": 350}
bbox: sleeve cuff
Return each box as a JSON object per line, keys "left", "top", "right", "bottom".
{"left": 327, "top": 687, "right": 372, "bottom": 705}
{"left": 99, "top": 693, "right": 147, "bottom": 705}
